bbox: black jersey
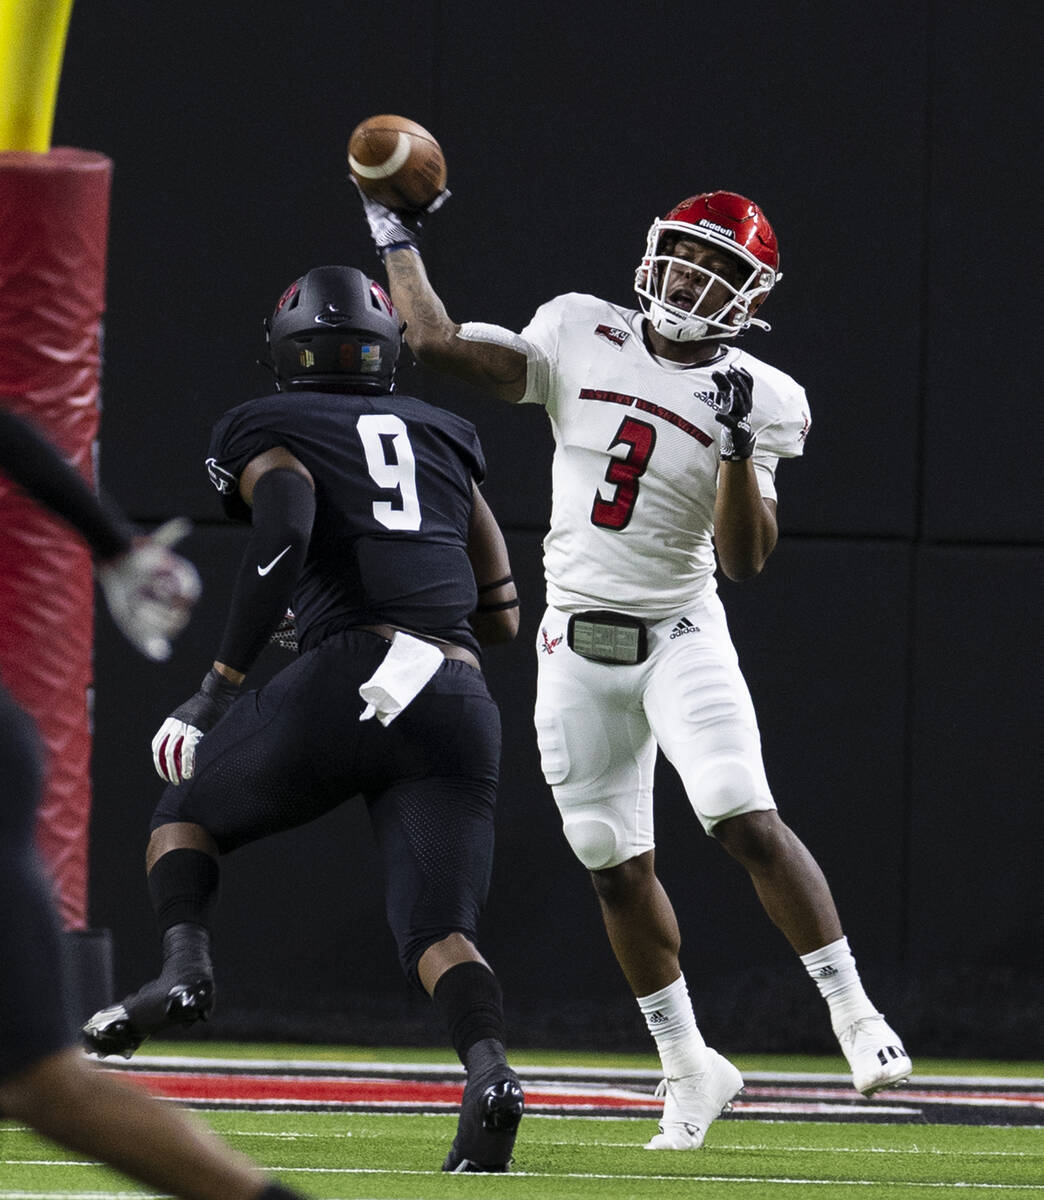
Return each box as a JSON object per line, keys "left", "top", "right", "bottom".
{"left": 206, "top": 390, "right": 486, "bottom": 656}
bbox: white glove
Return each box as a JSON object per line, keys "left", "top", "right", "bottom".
{"left": 351, "top": 177, "right": 450, "bottom": 257}
{"left": 98, "top": 518, "right": 201, "bottom": 661}
{"left": 152, "top": 719, "right": 204, "bottom": 784}
{"left": 151, "top": 667, "right": 240, "bottom": 783}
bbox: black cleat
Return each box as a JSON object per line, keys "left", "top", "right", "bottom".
{"left": 81, "top": 1003, "right": 146, "bottom": 1059}
{"left": 82, "top": 977, "right": 213, "bottom": 1059}
{"left": 166, "top": 980, "right": 213, "bottom": 1023}
{"left": 442, "top": 1071, "right": 525, "bottom": 1173}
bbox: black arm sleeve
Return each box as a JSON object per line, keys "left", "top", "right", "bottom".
{"left": 0, "top": 407, "right": 134, "bottom": 560}
{"left": 214, "top": 468, "right": 316, "bottom": 675}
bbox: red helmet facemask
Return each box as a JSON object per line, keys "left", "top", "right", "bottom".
{"left": 635, "top": 192, "right": 781, "bottom": 343}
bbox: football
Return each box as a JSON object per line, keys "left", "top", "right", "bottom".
{"left": 347, "top": 115, "right": 447, "bottom": 213}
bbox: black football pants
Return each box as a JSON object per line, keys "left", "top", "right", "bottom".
{"left": 151, "top": 630, "right": 501, "bottom": 982}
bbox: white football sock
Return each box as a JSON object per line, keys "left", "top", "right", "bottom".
{"left": 637, "top": 974, "right": 707, "bottom": 1079}
{"left": 801, "top": 935, "right": 879, "bottom": 1037}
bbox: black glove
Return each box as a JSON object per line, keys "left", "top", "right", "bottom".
{"left": 712, "top": 366, "right": 756, "bottom": 461}
{"left": 350, "top": 176, "right": 450, "bottom": 260}
{"left": 150, "top": 668, "right": 241, "bottom": 784}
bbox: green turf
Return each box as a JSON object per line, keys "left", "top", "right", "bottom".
{"left": 3, "top": 1109, "right": 1042, "bottom": 1200}
{"left": 3, "top": 1047, "right": 1040, "bottom": 1198}
{"left": 139, "top": 1039, "right": 1044, "bottom": 1077}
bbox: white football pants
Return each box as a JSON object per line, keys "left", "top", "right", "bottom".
{"left": 533, "top": 594, "right": 776, "bottom": 871}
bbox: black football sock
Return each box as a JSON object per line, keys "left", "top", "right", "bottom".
{"left": 118, "top": 848, "right": 220, "bottom": 1030}
{"left": 432, "top": 960, "right": 508, "bottom": 1068}
{"left": 434, "top": 963, "right": 523, "bottom": 1173}
{"left": 147, "top": 846, "right": 220, "bottom": 931}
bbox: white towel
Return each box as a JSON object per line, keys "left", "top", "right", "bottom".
{"left": 358, "top": 632, "right": 445, "bottom": 726}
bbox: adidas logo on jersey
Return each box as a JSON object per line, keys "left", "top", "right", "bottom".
{"left": 668, "top": 617, "right": 700, "bottom": 639}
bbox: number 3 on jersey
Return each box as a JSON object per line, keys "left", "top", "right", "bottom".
{"left": 591, "top": 417, "right": 656, "bottom": 531}
{"left": 356, "top": 413, "right": 422, "bottom": 530}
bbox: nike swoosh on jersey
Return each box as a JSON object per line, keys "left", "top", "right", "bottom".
{"left": 257, "top": 545, "right": 293, "bottom": 576}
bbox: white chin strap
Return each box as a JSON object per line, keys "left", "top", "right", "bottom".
{"left": 649, "top": 302, "right": 771, "bottom": 343}
{"left": 648, "top": 303, "right": 712, "bottom": 343}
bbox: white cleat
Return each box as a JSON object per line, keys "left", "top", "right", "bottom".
{"left": 644, "top": 1048, "right": 744, "bottom": 1150}
{"left": 839, "top": 1014, "right": 912, "bottom": 1096}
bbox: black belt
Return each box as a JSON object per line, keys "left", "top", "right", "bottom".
{"left": 567, "top": 610, "right": 648, "bottom": 665}
{"left": 353, "top": 624, "right": 480, "bottom": 671}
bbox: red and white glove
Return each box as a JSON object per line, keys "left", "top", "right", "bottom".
{"left": 98, "top": 518, "right": 201, "bottom": 661}
{"left": 151, "top": 667, "right": 241, "bottom": 783}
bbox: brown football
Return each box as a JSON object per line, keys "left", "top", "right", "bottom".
{"left": 347, "top": 114, "right": 447, "bottom": 213}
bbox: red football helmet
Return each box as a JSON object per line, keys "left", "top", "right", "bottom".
{"left": 635, "top": 192, "right": 781, "bottom": 342}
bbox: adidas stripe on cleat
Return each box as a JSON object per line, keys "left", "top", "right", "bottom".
{"left": 838, "top": 1014, "right": 913, "bottom": 1096}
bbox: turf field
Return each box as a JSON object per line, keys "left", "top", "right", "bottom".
{"left": 2, "top": 1043, "right": 1041, "bottom": 1200}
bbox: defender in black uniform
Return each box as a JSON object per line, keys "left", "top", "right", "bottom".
{"left": 82, "top": 266, "right": 525, "bottom": 1173}
{"left": 0, "top": 408, "right": 307, "bottom": 1200}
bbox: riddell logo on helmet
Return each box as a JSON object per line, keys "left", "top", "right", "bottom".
{"left": 698, "top": 219, "right": 736, "bottom": 240}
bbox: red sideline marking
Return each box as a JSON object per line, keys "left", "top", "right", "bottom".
{"left": 113, "top": 1071, "right": 660, "bottom": 1111}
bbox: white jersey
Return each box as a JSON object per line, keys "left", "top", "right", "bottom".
{"left": 518, "top": 293, "right": 810, "bottom": 618}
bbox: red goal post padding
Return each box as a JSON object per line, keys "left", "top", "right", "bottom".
{"left": 0, "top": 147, "right": 112, "bottom": 929}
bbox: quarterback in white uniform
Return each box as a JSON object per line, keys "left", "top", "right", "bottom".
{"left": 357, "top": 185, "right": 912, "bottom": 1149}
{"left": 519, "top": 291, "right": 807, "bottom": 853}
{"left": 521, "top": 290, "right": 808, "bottom": 616}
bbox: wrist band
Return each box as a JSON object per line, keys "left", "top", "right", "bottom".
{"left": 382, "top": 241, "right": 420, "bottom": 257}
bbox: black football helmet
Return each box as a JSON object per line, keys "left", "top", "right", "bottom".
{"left": 265, "top": 265, "right": 401, "bottom": 393}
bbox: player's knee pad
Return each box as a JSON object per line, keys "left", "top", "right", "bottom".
{"left": 560, "top": 810, "right": 628, "bottom": 871}
{"left": 689, "top": 755, "right": 770, "bottom": 831}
